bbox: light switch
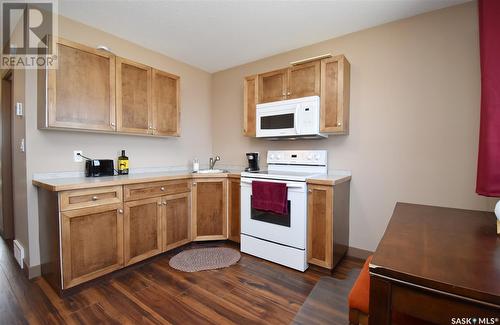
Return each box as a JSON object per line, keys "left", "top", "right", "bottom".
{"left": 20, "top": 138, "right": 25, "bottom": 152}
{"left": 15, "top": 102, "right": 23, "bottom": 117}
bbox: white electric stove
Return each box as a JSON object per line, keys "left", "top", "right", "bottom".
{"left": 240, "top": 150, "right": 327, "bottom": 271}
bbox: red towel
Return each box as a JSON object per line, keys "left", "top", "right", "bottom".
{"left": 251, "top": 181, "right": 288, "bottom": 215}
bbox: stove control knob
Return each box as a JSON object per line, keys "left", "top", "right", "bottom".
{"left": 269, "top": 154, "right": 275, "bottom": 160}
{"left": 276, "top": 154, "right": 281, "bottom": 160}
{"left": 314, "top": 154, "right": 320, "bottom": 161}
{"left": 307, "top": 154, "right": 313, "bottom": 160}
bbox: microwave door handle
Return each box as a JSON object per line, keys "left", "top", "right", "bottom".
{"left": 295, "top": 104, "right": 300, "bottom": 134}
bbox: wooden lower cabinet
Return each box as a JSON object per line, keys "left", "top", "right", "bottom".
{"left": 307, "top": 182, "right": 350, "bottom": 270}
{"left": 163, "top": 192, "right": 191, "bottom": 251}
{"left": 123, "top": 197, "right": 163, "bottom": 266}
{"left": 307, "top": 185, "right": 333, "bottom": 268}
{"left": 228, "top": 177, "right": 241, "bottom": 242}
{"left": 61, "top": 203, "right": 124, "bottom": 289}
{"left": 192, "top": 178, "right": 228, "bottom": 241}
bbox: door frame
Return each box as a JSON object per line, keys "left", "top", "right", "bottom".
{"left": 1, "top": 70, "right": 14, "bottom": 240}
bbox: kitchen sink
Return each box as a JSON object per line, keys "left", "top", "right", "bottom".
{"left": 195, "top": 169, "right": 227, "bottom": 174}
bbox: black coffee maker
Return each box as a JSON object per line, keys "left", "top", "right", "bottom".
{"left": 245, "top": 152, "right": 260, "bottom": 172}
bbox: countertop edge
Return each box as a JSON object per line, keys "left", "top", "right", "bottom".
{"left": 33, "top": 172, "right": 242, "bottom": 192}
{"left": 306, "top": 175, "right": 351, "bottom": 186}
{"left": 33, "top": 172, "right": 350, "bottom": 192}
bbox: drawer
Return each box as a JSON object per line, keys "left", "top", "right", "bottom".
{"left": 124, "top": 179, "right": 191, "bottom": 202}
{"left": 60, "top": 186, "right": 123, "bottom": 211}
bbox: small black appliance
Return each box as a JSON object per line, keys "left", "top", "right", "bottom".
{"left": 245, "top": 152, "right": 260, "bottom": 172}
{"left": 85, "top": 159, "right": 115, "bottom": 177}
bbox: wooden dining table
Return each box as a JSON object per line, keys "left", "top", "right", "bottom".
{"left": 369, "top": 202, "right": 500, "bottom": 324}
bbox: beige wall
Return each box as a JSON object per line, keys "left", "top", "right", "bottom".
{"left": 212, "top": 2, "right": 495, "bottom": 252}
{"left": 22, "top": 15, "right": 214, "bottom": 268}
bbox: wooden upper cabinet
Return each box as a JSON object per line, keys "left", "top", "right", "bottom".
{"left": 243, "top": 75, "right": 258, "bottom": 137}
{"left": 152, "top": 69, "right": 180, "bottom": 136}
{"left": 163, "top": 192, "right": 191, "bottom": 251}
{"left": 39, "top": 38, "right": 182, "bottom": 137}
{"left": 47, "top": 38, "right": 116, "bottom": 131}
{"left": 192, "top": 178, "right": 227, "bottom": 241}
{"left": 242, "top": 55, "right": 350, "bottom": 136}
{"left": 258, "top": 69, "right": 287, "bottom": 103}
{"left": 116, "top": 57, "right": 152, "bottom": 134}
{"left": 320, "top": 55, "right": 350, "bottom": 134}
{"left": 61, "top": 203, "right": 124, "bottom": 289}
{"left": 123, "top": 197, "right": 163, "bottom": 266}
{"left": 287, "top": 61, "right": 321, "bottom": 99}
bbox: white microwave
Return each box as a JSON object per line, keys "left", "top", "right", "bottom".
{"left": 256, "top": 96, "right": 326, "bottom": 139}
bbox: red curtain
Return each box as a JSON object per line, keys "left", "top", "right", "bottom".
{"left": 476, "top": 0, "right": 500, "bottom": 197}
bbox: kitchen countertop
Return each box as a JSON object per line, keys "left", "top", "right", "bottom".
{"left": 306, "top": 173, "right": 352, "bottom": 186}
{"left": 33, "top": 169, "right": 351, "bottom": 192}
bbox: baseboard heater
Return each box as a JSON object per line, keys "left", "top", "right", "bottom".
{"left": 13, "top": 239, "right": 24, "bottom": 269}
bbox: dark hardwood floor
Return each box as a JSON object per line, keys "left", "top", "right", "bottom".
{"left": 0, "top": 239, "right": 363, "bottom": 324}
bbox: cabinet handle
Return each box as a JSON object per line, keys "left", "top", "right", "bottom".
{"left": 308, "top": 189, "right": 312, "bottom": 193}
{"left": 337, "top": 122, "right": 342, "bottom": 127}
{"left": 92, "top": 196, "right": 98, "bottom": 201}
{"left": 287, "top": 91, "right": 291, "bottom": 95}
{"left": 157, "top": 202, "right": 162, "bottom": 206}
{"left": 192, "top": 182, "right": 196, "bottom": 186}
{"left": 111, "top": 122, "right": 115, "bottom": 127}
{"left": 162, "top": 202, "right": 167, "bottom": 206}
{"left": 118, "top": 209, "right": 123, "bottom": 214}
{"left": 160, "top": 187, "right": 165, "bottom": 191}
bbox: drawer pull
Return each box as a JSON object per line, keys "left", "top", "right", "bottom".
{"left": 92, "top": 196, "right": 98, "bottom": 201}
{"left": 162, "top": 202, "right": 167, "bottom": 206}
{"left": 118, "top": 209, "right": 123, "bottom": 214}
{"left": 160, "top": 187, "right": 165, "bottom": 191}
{"left": 157, "top": 202, "right": 162, "bottom": 206}
{"left": 308, "top": 189, "right": 312, "bottom": 193}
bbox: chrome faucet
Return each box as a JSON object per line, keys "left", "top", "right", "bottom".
{"left": 209, "top": 156, "right": 220, "bottom": 170}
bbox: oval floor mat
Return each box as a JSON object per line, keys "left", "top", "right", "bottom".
{"left": 169, "top": 247, "right": 241, "bottom": 272}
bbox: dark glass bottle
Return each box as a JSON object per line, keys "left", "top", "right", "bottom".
{"left": 118, "top": 150, "right": 129, "bottom": 175}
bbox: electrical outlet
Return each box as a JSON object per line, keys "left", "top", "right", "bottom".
{"left": 15, "top": 102, "right": 23, "bottom": 117}
{"left": 73, "top": 150, "right": 83, "bottom": 162}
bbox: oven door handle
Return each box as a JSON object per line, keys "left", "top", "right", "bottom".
{"left": 241, "top": 179, "right": 304, "bottom": 188}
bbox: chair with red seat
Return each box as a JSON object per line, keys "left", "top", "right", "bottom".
{"left": 348, "top": 255, "right": 372, "bottom": 325}
{"left": 348, "top": 255, "right": 433, "bottom": 325}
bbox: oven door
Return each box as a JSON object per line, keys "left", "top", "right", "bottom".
{"left": 256, "top": 104, "right": 298, "bottom": 138}
{"left": 240, "top": 177, "right": 307, "bottom": 249}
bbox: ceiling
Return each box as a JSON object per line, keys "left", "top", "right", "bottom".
{"left": 59, "top": 0, "right": 470, "bottom": 73}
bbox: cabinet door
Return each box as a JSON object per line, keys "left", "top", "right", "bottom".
{"left": 320, "top": 55, "right": 350, "bottom": 134}
{"left": 243, "top": 75, "right": 257, "bottom": 137}
{"left": 124, "top": 197, "right": 163, "bottom": 266}
{"left": 163, "top": 192, "right": 191, "bottom": 251}
{"left": 61, "top": 203, "right": 123, "bottom": 289}
{"left": 48, "top": 38, "right": 116, "bottom": 131}
{"left": 152, "top": 69, "right": 180, "bottom": 136}
{"left": 228, "top": 178, "right": 241, "bottom": 242}
{"left": 307, "top": 185, "right": 333, "bottom": 269}
{"left": 116, "top": 57, "right": 152, "bottom": 134}
{"left": 258, "top": 69, "right": 287, "bottom": 103}
{"left": 192, "top": 178, "right": 227, "bottom": 241}
{"left": 287, "top": 61, "right": 320, "bottom": 99}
